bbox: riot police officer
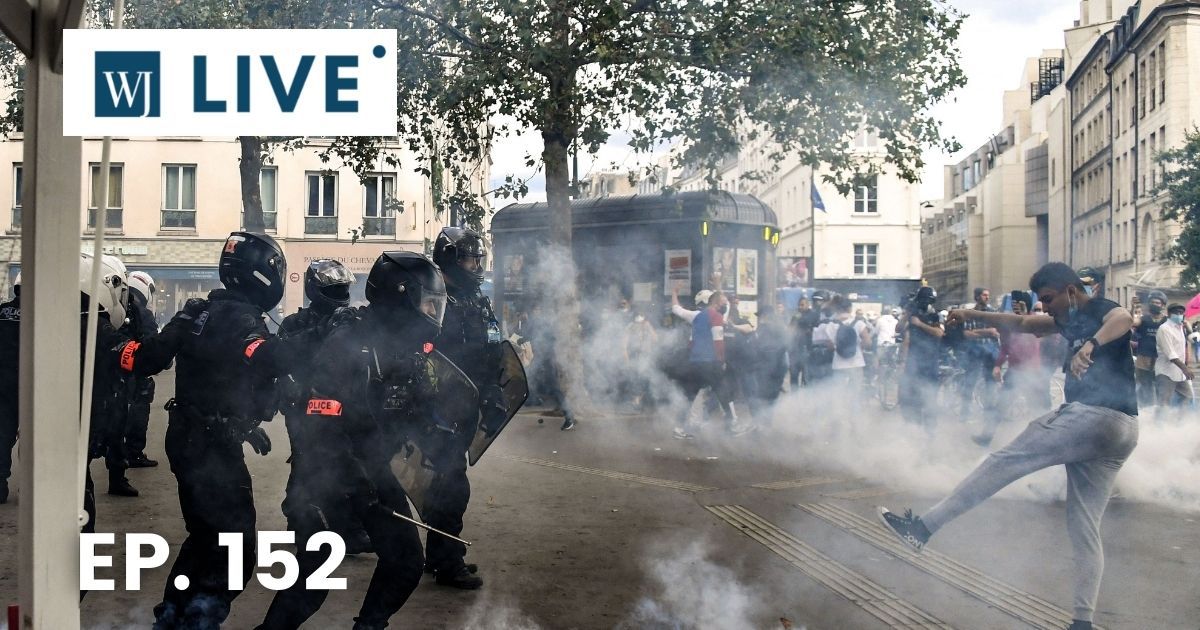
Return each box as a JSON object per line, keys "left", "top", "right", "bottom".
{"left": 0, "top": 255, "right": 127, "bottom": 528}
{"left": 258, "top": 251, "right": 458, "bottom": 630}
{"left": 426, "top": 226, "right": 505, "bottom": 589}
{"left": 122, "top": 270, "right": 161, "bottom": 469}
{"left": 277, "top": 259, "right": 372, "bottom": 553}
{"left": 898, "top": 286, "right": 944, "bottom": 428}
{"left": 116, "top": 232, "right": 305, "bottom": 630}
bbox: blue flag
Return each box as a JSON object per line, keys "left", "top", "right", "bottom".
{"left": 811, "top": 181, "right": 826, "bottom": 213}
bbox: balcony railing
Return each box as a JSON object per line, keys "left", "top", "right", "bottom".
{"left": 87, "top": 208, "right": 123, "bottom": 230}
{"left": 362, "top": 217, "right": 396, "bottom": 236}
{"left": 161, "top": 210, "right": 196, "bottom": 229}
{"left": 304, "top": 216, "right": 337, "bottom": 235}
{"left": 242, "top": 211, "right": 278, "bottom": 231}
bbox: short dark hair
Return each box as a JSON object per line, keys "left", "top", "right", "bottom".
{"left": 1010, "top": 290, "right": 1032, "bottom": 310}
{"left": 1168, "top": 303, "right": 1186, "bottom": 314}
{"left": 974, "top": 287, "right": 988, "bottom": 301}
{"left": 1029, "top": 262, "right": 1084, "bottom": 294}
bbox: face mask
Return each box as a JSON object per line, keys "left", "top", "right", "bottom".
{"left": 1083, "top": 285, "right": 1094, "bottom": 297}
{"left": 1067, "top": 291, "right": 1078, "bottom": 321}
{"left": 1171, "top": 314, "right": 1184, "bottom": 324}
{"left": 718, "top": 304, "right": 729, "bottom": 315}
{"left": 1150, "top": 304, "right": 1164, "bottom": 316}
{"left": 635, "top": 315, "right": 645, "bottom": 323}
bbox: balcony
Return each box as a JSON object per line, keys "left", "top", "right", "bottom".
{"left": 362, "top": 217, "right": 396, "bottom": 237}
{"left": 242, "top": 211, "right": 278, "bottom": 231}
{"left": 87, "top": 208, "right": 123, "bottom": 231}
{"left": 304, "top": 216, "right": 337, "bottom": 235}
{"left": 161, "top": 210, "right": 196, "bottom": 229}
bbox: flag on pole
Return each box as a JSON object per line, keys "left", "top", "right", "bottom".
{"left": 811, "top": 181, "right": 826, "bottom": 213}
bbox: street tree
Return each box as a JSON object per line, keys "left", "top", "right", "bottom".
{"left": 1157, "top": 126, "right": 1200, "bottom": 290}
{"left": 375, "top": 0, "right": 966, "bottom": 407}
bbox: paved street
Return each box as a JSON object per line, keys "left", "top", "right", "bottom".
{"left": 1, "top": 371, "right": 1198, "bottom": 629}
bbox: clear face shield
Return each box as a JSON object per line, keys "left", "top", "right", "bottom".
{"left": 418, "top": 290, "right": 447, "bottom": 327}
{"left": 312, "top": 260, "right": 355, "bottom": 287}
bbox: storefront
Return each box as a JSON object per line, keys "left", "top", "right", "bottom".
{"left": 280, "top": 239, "right": 425, "bottom": 313}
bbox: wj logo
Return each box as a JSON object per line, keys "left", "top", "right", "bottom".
{"left": 94, "top": 51, "right": 160, "bottom": 118}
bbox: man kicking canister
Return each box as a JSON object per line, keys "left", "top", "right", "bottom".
{"left": 879, "top": 263, "right": 1138, "bottom": 630}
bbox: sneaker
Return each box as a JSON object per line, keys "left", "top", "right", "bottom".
{"left": 560, "top": 416, "right": 577, "bottom": 431}
{"left": 672, "top": 428, "right": 695, "bottom": 440}
{"left": 435, "top": 564, "right": 484, "bottom": 590}
{"left": 877, "top": 506, "right": 930, "bottom": 553}
{"left": 729, "top": 422, "right": 756, "bottom": 437}
{"left": 108, "top": 476, "right": 139, "bottom": 497}
{"left": 128, "top": 452, "right": 159, "bottom": 468}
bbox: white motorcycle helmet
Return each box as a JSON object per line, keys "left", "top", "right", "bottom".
{"left": 80, "top": 252, "right": 128, "bottom": 324}
{"left": 127, "top": 270, "right": 156, "bottom": 306}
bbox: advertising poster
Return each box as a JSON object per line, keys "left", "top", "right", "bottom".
{"left": 737, "top": 248, "right": 758, "bottom": 295}
{"left": 664, "top": 249, "right": 691, "bottom": 294}
{"left": 713, "top": 247, "right": 736, "bottom": 292}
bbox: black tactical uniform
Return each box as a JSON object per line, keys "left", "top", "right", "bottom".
{"left": 899, "top": 287, "right": 942, "bottom": 428}
{"left": 276, "top": 259, "right": 373, "bottom": 554}
{"left": 123, "top": 282, "right": 161, "bottom": 468}
{"left": 258, "top": 251, "right": 451, "bottom": 630}
{"left": 426, "top": 227, "right": 504, "bottom": 589}
{"left": 117, "top": 233, "right": 299, "bottom": 630}
{"left": 0, "top": 292, "right": 18, "bottom": 504}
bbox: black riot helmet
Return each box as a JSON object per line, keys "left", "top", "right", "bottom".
{"left": 432, "top": 227, "right": 486, "bottom": 289}
{"left": 913, "top": 286, "right": 937, "bottom": 310}
{"left": 304, "top": 259, "right": 354, "bottom": 313}
{"left": 219, "top": 232, "right": 287, "bottom": 312}
{"left": 365, "top": 251, "right": 448, "bottom": 333}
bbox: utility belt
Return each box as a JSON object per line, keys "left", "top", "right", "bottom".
{"left": 165, "top": 398, "right": 259, "bottom": 443}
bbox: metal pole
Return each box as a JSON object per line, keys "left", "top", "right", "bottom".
{"left": 387, "top": 509, "right": 472, "bottom": 546}
{"left": 19, "top": 0, "right": 84, "bottom": 627}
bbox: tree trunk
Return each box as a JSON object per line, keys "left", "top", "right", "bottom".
{"left": 239, "top": 136, "right": 266, "bottom": 232}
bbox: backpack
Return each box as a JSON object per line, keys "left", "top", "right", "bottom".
{"left": 835, "top": 321, "right": 859, "bottom": 359}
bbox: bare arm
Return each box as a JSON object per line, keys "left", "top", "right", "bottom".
{"left": 948, "top": 309, "right": 1058, "bottom": 336}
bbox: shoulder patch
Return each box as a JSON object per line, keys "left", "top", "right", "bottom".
{"left": 306, "top": 398, "right": 343, "bottom": 416}
{"left": 191, "top": 310, "right": 210, "bottom": 336}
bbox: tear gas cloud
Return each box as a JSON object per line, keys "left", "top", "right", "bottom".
{"left": 514, "top": 244, "right": 1200, "bottom": 514}
{"left": 619, "top": 538, "right": 768, "bottom": 630}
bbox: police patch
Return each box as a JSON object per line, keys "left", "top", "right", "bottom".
{"left": 306, "top": 398, "right": 343, "bottom": 416}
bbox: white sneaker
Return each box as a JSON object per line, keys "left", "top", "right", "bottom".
{"left": 672, "top": 428, "right": 695, "bottom": 440}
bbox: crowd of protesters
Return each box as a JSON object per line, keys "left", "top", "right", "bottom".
{"left": 512, "top": 272, "right": 1197, "bottom": 441}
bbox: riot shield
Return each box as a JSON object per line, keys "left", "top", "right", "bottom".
{"left": 387, "top": 350, "right": 478, "bottom": 518}
{"left": 468, "top": 340, "right": 529, "bottom": 465}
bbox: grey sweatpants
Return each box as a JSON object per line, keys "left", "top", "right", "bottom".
{"left": 921, "top": 402, "right": 1138, "bottom": 622}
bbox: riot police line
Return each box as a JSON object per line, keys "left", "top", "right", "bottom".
{"left": 0, "top": 227, "right": 527, "bottom": 630}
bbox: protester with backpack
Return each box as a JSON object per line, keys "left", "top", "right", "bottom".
{"left": 814, "top": 295, "right": 871, "bottom": 414}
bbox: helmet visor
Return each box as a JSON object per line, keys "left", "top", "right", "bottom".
{"left": 311, "top": 260, "right": 355, "bottom": 287}
{"left": 418, "top": 290, "right": 447, "bottom": 326}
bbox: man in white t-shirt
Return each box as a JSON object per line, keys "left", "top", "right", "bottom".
{"left": 814, "top": 296, "right": 871, "bottom": 412}
{"left": 876, "top": 307, "right": 900, "bottom": 347}
{"left": 1154, "top": 303, "right": 1194, "bottom": 413}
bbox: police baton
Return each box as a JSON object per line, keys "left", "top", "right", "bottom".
{"left": 386, "top": 509, "right": 473, "bottom": 547}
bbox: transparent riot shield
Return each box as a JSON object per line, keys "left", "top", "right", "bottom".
{"left": 468, "top": 340, "right": 529, "bottom": 465}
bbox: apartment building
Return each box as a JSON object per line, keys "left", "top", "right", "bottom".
{"left": 0, "top": 137, "right": 489, "bottom": 317}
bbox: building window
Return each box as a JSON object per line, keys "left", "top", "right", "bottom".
{"left": 362, "top": 173, "right": 398, "bottom": 236}
{"left": 1159, "top": 42, "right": 1166, "bottom": 104}
{"left": 161, "top": 164, "right": 196, "bottom": 229}
{"left": 853, "top": 243, "right": 877, "bottom": 275}
{"left": 242, "top": 167, "right": 278, "bottom": 231}
{"left": 305, "top": 172, "right": 338, "bottom": 234}
{"left": 853, "top": 175, "right": 878, "bottom": 214}
{"left": 87, "top": 163, "right": 123, "bottom": 230}
{"left": 10, "top": 163, "right": 20, "bottom": 231}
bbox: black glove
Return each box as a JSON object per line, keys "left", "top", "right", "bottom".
{"left": 245, "top": 426, "right": 272, "bottom": 456}
{"left": 325, "top": 306, "right": 360, "bottom": 333}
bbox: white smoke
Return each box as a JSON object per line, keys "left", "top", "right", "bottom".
{"left": 620, "top": 539, "right": 771, "bottom": 630}
{"left": 457, "top": 593, "right": 544, "bottom": 630}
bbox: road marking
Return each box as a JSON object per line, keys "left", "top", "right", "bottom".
{"left": 706, "top": 505, "right": 952, "bottom": 629}
{"left": 796, "top": 503, "right": 1083, "bottom": 630}
{"left": 752, "top": 476, "right": 852, "bottom": 490}
{"left": 823, "top": 487, "right": 894, "bottom": 500}
{"left": 501, "top": 455, "right": 717, "bottom": 493}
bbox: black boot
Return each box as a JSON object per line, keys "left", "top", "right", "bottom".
{"left": 108, "top": 475, "right": 139, "bottom": 497}
{"left": 343, "top": 528, "right": 373, "bottom": 555}
{"left": 435, "top": 564, "right": 483, "bottom": 590}
{"left": 128, "top": 452, "right": 159, "bottom": 468}
{"left": 0, "top": 479, "right": 8, "bottom": 504}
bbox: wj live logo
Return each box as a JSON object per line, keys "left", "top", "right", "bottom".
{"left": 93, "top": 46, "right": 388, "bottom": 118}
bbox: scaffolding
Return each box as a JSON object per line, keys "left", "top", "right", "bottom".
{"left": 1030, "top": 56, "right": 1065, "bottom": 103}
